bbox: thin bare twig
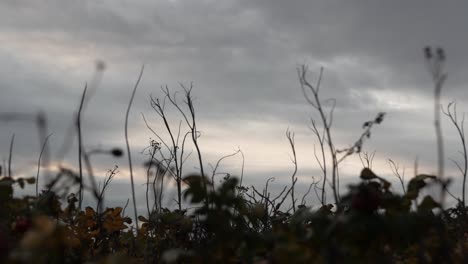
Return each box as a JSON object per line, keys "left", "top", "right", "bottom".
{"left": 359, "top": 151, "right": 376, "bottom": 169}
{"left": 424, "top": 46, "right": 448, "bottom": 206}
{"left": 8, "top": 134, "right": 15, "bottom": 177}
{"left": 77, "top": 84, "right": 87, "bottom": 209}
{"left": 301, "top": 175, "right": 322, "bottom": 205}
{"left": 55, "top": 62, "right": 105, "bottom": 164}
{"left": 442, "top": 101, "right": 467, "bottom": 206}
{"left": 150, "top": 94, "right": 183, "bottom": 210}
{"left": 388, "top": 159, "right": 406, "bottom": 194}
{"left": 239, "top": 148, "right": 245, "bottom": 188}
{"left": 298, "top": 66, "right": 340, "bottom": 204}
{"left": 309, "top": 118, "right": 327, "bottom": 205}
{"left": 336, "top": 113, "right": 385, "bottom": 164}
{"left": 286, "top": 128, "right": 298, "bottom": 212}
{"left": 96, "top": 166, "right": 118, "bottom": 214}
{"left": 146, "top": 144, "right": 159, "bottom": 218}
{"left": 36, "top": 133, "right": 53, "bottom": 196}
{"left": 210, "top": 149, "right": 241, "bottom": 190}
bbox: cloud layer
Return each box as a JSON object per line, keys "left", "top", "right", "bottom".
{"left": 2, "top": 0, "right": 468, "bottom": 212}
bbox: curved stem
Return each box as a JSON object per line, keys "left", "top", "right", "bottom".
{"left": 125, "top": 65, "right": 145, "bottom": 230}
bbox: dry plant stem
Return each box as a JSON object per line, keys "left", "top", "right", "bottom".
{"left": 147, "top": 114, "right": 190, "bottom": 212}
{"left": 300, "top": 182, "right": 313, "bottom": 206}
{"left": 158, "top": 167, "right": 165, "bottom": 211}
{"left": 336, "top": 113, "right": 384, "bottom": 164}
{"left": 140, "top": 136, "right": 180, "bottom": 212}
{"left": 164, "top": 84, "right": 206, "bottom": 190}
{"left": 301, "top": 176, "right": 321, "bottom": 205}
{"left": 55, "top": 117, "right": 77, "bottom": 165}
{"left": 55, "top": 64, "right": 105, "bottom": 164}
{"left": 146, "top": 147, "right": 157, "bottom": 218}
{"left": 152, "top": 167, "right": 161, "bottom": 212}
{"left": 142, "top": 112, "right": 186, "bottom": 207}
{"left": 36, "top": 133, "right": 53, "bottom": 196}
{"left": 252, "top": 184, "right": 290, "bottom": 219}
{"left": 442, "top": 102, "right": 467, "bottom": 206}
{"left": 239, "top": 149, "right": 245, "bottom": 188}
{"left": 177, "top": 131, "right": 191, "bottom": 183}
{"left": 153, "top": 159, "right": 171, "bottom": 212}
{"left": 310, "top": 119, "right": 327, "bottom": 205}
{"left": 434, "top": 86, "right": 445, "bottom": 203}
{"left": 84, "top": 154, "right": 108, "bottom": 218}
{"left": 8, "top": 134, "right": 15, "bottom": 177}
{"left": 259, "top": 177, "right": 274, "bottom": 213}
{"left": 425, "top": 46, "right": 447, "bottom": 206}
{"left": 77, "top": 85, "right": 87, "bottom": 209}
{"left": 313, "top": 181, "right": 323, "bottom": 204}
{"left": 249, "top": 177, "right": 297, "bottom": 218}
{"left": 96, "top": 166, "right": 117, "bottom": 218}
{"left": 185, "top": 86, "right": 206, "bottom": 183}
{"left": 298, "top": 66, "right": 340, "bottom": 204}
{"left": 186, "top": 86, "right": 205, "bottom": 176}
{"left": 122, "top": 198, "right": 130, "bottom": 217}
{"left": 149, "top": 93, "right": 197, "bottom": 210}
{"left": 82, "top": 152, "right": 101, "bottom": 208}
{"left": 286, "top": 129, "right": 298, "bottom": 212}
{"left": 210, "top": 149, "right": 241, "bottom": 191}
{"left": 359, "top": 151, "right": 376, "bottom": 169}
{"left": 36, "top": 111, "right": 50, "bottom": 173}
{"left": 125, "top": 65, "right": 145, "bottom": 230}
{"left": 0, "top": 112, "right": 50, "bottom": 174}
{"left": 141, "top": 113, "right": 172, "bottom": 153}
{"left": 388, "top": 159, "right": 406, "bottom": 194}
{"left": 275, "top": 180, "right": 297, "bottom": 214}
{"left": 149, "top": 95, "right": 183, "bottom": 210}
{"left": 271, "top": 185, "right": 288, "bottom": 205}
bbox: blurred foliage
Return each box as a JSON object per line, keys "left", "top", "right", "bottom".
{"left": 1, "top": 168, "right": 468, "bottom": 263}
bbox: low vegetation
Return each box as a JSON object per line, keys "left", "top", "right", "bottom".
{"left": 0, "top": 47, "right": 467, "bottom": 263}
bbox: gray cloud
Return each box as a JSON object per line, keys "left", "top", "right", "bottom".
{"left": 2, "top": 0, "right": 468, "bottom": 209}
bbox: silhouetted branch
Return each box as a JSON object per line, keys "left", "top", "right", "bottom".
{"left": 76, "top": 84, "right": 87, "bottom": 209}
{"left": 336, "top": 112, "right": 385, "bottom": 164}
{"left": 286, "top": 128, "right": 298, "bottom": 213}
{"left": 442, "top": 101, "right": 467, "bottom": 206}
{"left": 298, "top": 65, "right": 340, "bottom": 204}
{"left": 309, "top": 118, "right": 327, "bottom": 205}
{"left": 388, "top": 159, "right": 406, "bottom": 194}
{"left": 210, "top": 149, "right": 241, "bottom": 191}
{"left": 359, "top": 151, "right": 376, "bottom": 169}
{"left": 8, "top": 134, "right": 15, "bottom": 177}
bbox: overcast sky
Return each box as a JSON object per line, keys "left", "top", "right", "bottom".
{"left": 2, "top": 0, "right": 468, "bottom": 211}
